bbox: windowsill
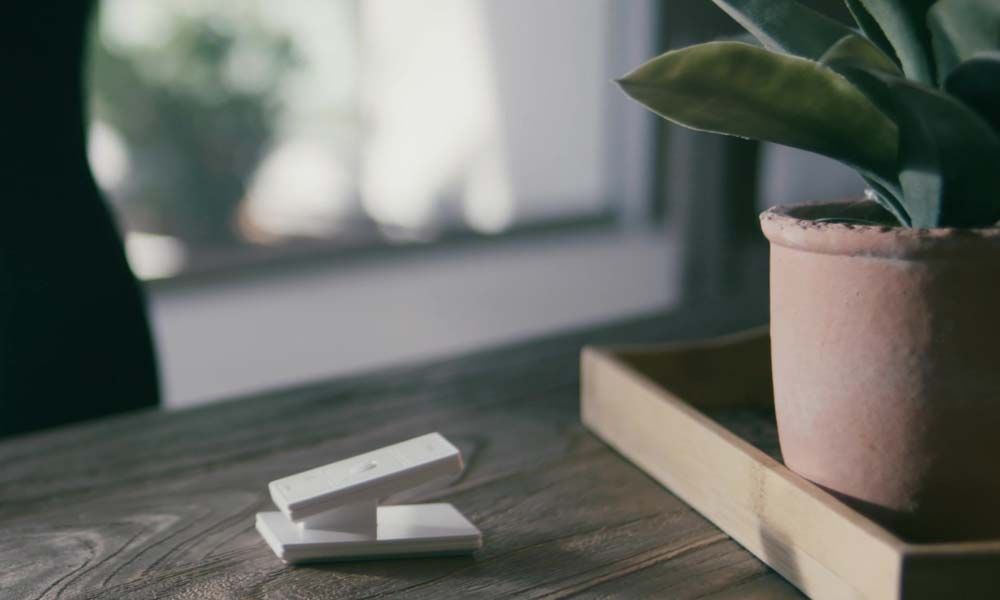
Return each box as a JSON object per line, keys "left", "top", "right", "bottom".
{"left": 145, "top": 213, "right": 618, "bottom": 292}
{"left": 149, "top": 224, "right": 678, "bottom": 409}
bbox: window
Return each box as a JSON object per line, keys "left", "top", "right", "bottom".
{"left": 87, "top": 0, "right": 658, "bottom": 280}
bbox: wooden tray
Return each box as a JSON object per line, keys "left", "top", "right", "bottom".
{"left": 581, "top": 328, "right": 1000, "bottom": 600}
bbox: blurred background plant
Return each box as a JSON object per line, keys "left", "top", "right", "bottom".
{"left": 88, "top": 0, "right": 367, "bottom": 278}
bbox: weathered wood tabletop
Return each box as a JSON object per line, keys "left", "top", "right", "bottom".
{"left": 0, "top": 302, "right": 803, "bottom": 599}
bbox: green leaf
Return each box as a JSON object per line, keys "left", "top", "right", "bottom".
{"left": 856, "top": 0, "right": 936, "bottom": 83}
{"left": 838, "top": 68, "right": 1000, "bottom": 227}
{"left": 723, "top": 32, "right": 764, "bottom": 48}
{"left": 617, "top": 42, "right": 898, "bottom": 181}
{"left": 711, "top": 0, "right": 883, "bottom": 61}
{"left": 825, "top": 65, "right": 1000, "bottom": 226}
{"left": 859, "top": 170, "right": 911, "bottom": 226}
{"left": 844, "top": 0, "right": 901, "bottom": 66}
{"left": 828, "top": 64, "right": 898, "bottom": 116}
{"left": 928, "top": 0, "right": 1000, "bottom": 82}
{"left": 820, "top": 34, "right": 902, "bottom": 75}
{"left": 945, "top": 52, "right": 1000, "bottom": 133}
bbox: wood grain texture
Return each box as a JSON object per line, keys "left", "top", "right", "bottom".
{"left": 0, "top": 300, "right": 792, "bottom": 599}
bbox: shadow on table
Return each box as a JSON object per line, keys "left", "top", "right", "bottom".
{"left": 301, "top": 542, "right": 620, "bottom": 595}
{"left": 757, "top": 525, "right": 804, "bottom": 599}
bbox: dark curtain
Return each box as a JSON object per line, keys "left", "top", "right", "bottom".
{"left": 0, "top": 2, "right": 160, "bottom": 436}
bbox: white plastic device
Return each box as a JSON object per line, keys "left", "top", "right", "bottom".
{"left": 255, "top": 432, "right": 482, "bottom": 564}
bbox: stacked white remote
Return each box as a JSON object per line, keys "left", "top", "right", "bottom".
{"left": 255, "top": 433, "right": 482, "bottom": 564}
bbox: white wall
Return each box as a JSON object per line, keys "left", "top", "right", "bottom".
{"left": 150, "top": 229, "right": 677, "bottom": 408}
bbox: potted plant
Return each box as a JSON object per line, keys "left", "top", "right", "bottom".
{"left": 618, "top": 0, "right": 1000, "bottom": 541}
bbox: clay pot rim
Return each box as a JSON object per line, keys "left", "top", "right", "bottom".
{"left": 760, "top": 201, "right": 1000, "bottom": 260}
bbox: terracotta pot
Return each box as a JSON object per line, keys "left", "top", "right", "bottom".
{"left": 760, "top": 201, "right": 1000, "bottom": 542}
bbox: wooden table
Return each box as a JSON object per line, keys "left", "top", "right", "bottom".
{"left": 0, "top": 302, "right": 803, "bottom": 599}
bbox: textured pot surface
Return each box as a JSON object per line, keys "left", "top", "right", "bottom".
{"left": 761, "top": 202, "right": 1000, "bottom": 541}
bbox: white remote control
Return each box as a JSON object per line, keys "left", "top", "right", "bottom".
{"left": 269, "top": 432, "right": 463, "bottom": 520}
{"left": 256, "top": 433, "right": 482, "bottom": 564}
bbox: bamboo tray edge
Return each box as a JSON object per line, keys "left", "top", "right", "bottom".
{"left": 581, "top": 327, "right": 1000, "bottom": 600}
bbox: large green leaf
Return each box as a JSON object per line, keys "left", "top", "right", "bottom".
{"left": 856, "top": 0, "right": 936, "bottom": 83}
{"left": 928, "top": 0, "right": 1000, "bottom": 81}
{"left": 944, "top": 53, "right": 1000, "bottom": 133}
{"left": 617, "top": 42, "right": 898, "bottom": 180}
{"left": 844, "top": 0, "right": 900, "bottom": 66}
{"left": 837, "top": 67, "right": 1000, "bottom": 227}
{"left": 710, "top": 0, "right": 890, "bottom": 62}
{"left": 820, "top": 34, "right": 902, "bottom": 75}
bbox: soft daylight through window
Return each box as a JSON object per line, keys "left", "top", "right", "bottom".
{"left": 87, "top": 0, "right": 630, "bottom": 279}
